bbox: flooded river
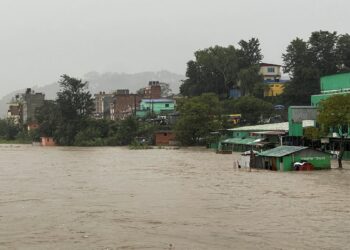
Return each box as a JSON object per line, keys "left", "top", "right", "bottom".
{"left": 0, "top": 145, "right": 349, "bottom": 250}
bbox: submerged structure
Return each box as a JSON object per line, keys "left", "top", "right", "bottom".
{"left": 254, "top": 146, "right": 331, "bottom": 171}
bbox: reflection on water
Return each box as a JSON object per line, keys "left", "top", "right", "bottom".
{"left": 0, "top": 145, "right": 349, "bottom": 250}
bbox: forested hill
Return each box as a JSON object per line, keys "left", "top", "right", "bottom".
{"left": 0, "top": 70, "right": 184, "bottom": 117}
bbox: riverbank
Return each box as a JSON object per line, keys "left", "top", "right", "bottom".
{"left": 0, "top": 139, "right": 31, "bottom": 144}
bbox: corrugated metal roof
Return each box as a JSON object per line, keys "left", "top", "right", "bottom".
{"left": 228, "top": 122, "right": 289, "bottom": 132}
{"left": 222, "top": 137, "right": 262, "bottom": 145}
{"left": 228, "top": 121, "right": 315, "bottom": 132}
{"left": 251, "top": 131, "right": 286, "bottom": 135}
{"left": 258, "top": 146, "right": 308, "bottom": 157}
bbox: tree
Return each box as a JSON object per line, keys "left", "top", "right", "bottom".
{"left": 35, "top": 100, "right": 60, "bottom": 137}
{"left": 159, "top": 82, "right": 172, "bottom": 97}
{"left": 115, "top": 116, "right": 139, "bottom": 145}
{"left": 282, "top": 31, "right": 350, "bottom": 106}
{"left": 175, "top": 93, "right": 223, "bottom": 145}
{"left": 225, "top": 96, "right": 274, "bottom": 125}
{"left": 336, "top": 34, "right": 350, "bottom": 71}
{"left": 180, "top": 45, "right": 239, "bottom": 97}
{"left": 55, "top": 75, "right": 94, "bottom": 145}
{"left": 0, "top": 118, "right": 19, "bottom": 140}
{"left": 282, "top": 37, "right": 320, "bottom": 105}
{"left": 318, "top": 94, "right": 350, "bottom": 168}
{"left": 238, "top": 65, "right": 263, "bottom": 96}
{"left": 308, "top": 31, "right": 338, "bottom": 76}
{"left": 237, "top": 38, "right": 263, "bottom": 69}
{"left": 180, "top": 38, "right": 264, "bottom": 99}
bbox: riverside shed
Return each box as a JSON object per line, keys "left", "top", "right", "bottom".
{"left": 255, "top": 146, "right": 331, "bottom": 171}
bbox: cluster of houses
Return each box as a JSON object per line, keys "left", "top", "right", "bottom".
{"left": 230, "top": 63, "right": 288, "bottom": 99}
{"left": 218, "top": 71, "right": 350, "bottom": 171}
{"left": 6, "top": 81, "right": 178, "bottom": 146}
{"left": 7, "top": 88, "right": 45, "bottom": 129}
{"left": 93, "top": 81, "right": 176, "bottom": 121}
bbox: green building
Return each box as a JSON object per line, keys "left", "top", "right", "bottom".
{"left": 218, "top": 122, "right": 288, "bottom": 152}
{"left": 256, "top": 146, "right": 331, "bottom": 171}
{"left": 311, "top": 72, "right": 350, "bottom": 107}
{"left": 288, "top": 106, "right": 317, "bottom": 137}
{"left": 310, "top": 72, "right": 350, "bottom": 160}
{"left": 136, "top": 99, "right": 175, "bottom": 118}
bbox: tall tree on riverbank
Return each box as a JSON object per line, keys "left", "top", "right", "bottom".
{"left": 55, "top": 75, "right": 94, "bottom": 145}
{"left": 175, "top": 93, "right": 223, "bottom": 145}
{"left": 318, "top": 94, "right": 350, "bottom": 169}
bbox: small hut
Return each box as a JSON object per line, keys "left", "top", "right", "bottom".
{"left": 254, "top": 146, "right": 331, "bottom": 171}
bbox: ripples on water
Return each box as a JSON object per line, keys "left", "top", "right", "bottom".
{"left": 0, "top": 145, "right": 349, "bottom": 250}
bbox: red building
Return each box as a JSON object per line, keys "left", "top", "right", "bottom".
{"left": 154, "top": 131, "right": 176, "bottom": 146}
{"left": 110, "top": 92, "right": 142, "bottom": 120}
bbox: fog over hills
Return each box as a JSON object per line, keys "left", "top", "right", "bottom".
{"left": 0, "top": 70, "right": 184, "bottom": 117}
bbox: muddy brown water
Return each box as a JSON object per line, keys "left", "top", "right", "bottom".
{"left": 0, "top": 145, "right": 349, "bottom": 250}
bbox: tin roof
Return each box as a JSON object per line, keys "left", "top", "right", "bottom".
{"left": 222, "top": 137, "right": 262, "bottom": 145}
{"left": 228, "top": 122, "right": 289, "bottom": 132}
{"left": 228, "top": 121, "right": 315, "bottom": 132}
{"left": 258, "top": 146, "right": 308, "bottom": 157}
{"left": 142, "top": 99, "right": 174, "bottom": 103}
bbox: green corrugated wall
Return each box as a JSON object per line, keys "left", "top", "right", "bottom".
{"left": 321, "top": 73, "right": 350, "bottom": 91}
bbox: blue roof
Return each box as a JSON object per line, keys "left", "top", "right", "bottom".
{"left": 263, "top": 80, "right": 289, "bottom": 84}
{"left": 142, "top": 99, "right": 174, "bottom": 103}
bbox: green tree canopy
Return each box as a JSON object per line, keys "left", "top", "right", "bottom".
{"left": 318, "top": 94, "right": 350, "bottom": 168}
{"left": 55, "top": 75, "right": 94, "bottom": 145}
{"left": 180, "top": 38, "right": 263, "bottom": 98}
{"left": 237, "top": 38, "right": 263, "bottom": 69}
{"left": 175, "top": 93, "right": 223, "bottom": 145}
{"left": 223, "top": 96, "right": 274, "bottom": 125}
{"left": 282, "top": 31, "right": 350, "bottom": 105}
{"left": 238, "top": 65, "right": 263, "bottom": 96}
{"left": 336, "top": 34, "right": 350, "bottom": 71}
{"left": 35, "top": 100, "right": 60, "bottom": 137}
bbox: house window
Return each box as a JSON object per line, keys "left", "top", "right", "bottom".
{"left": 267, "top": 67, "right": 275, "bottom": 73}
{"left": 165, "top": 104, "right": 169, "bottom": 108}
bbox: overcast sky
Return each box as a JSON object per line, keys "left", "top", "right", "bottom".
{"left": 0, "top": 0, "right": 349, "bottom": 96}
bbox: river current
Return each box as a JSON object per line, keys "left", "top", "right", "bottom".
{"left": 0, "top": 145, "right": 349, "bottom": 250}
